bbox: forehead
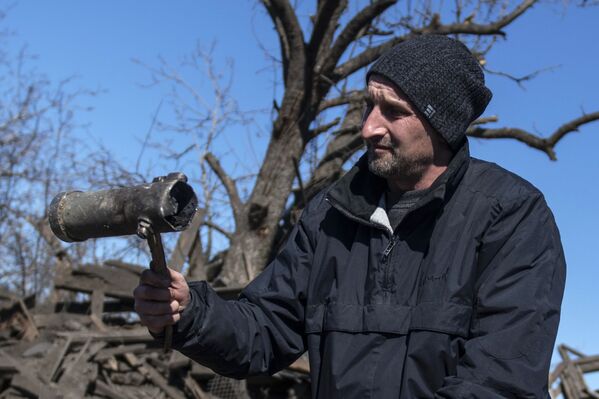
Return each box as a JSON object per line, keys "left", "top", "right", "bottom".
{"left": 367, "top": 74, "right": 409, "bottom": 103}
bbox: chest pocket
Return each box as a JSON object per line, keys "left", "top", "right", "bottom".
{"left": 305, "top": 301, "right": 472, "bottom": 338}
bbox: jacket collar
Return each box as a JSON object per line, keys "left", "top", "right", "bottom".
{"left": 326, "top": 140, "right": 471, "bottom": 227}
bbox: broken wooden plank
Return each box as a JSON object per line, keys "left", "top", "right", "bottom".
{"left": 48, "top": 337, "right": 72, "bottom": 383}
{"left": 0, "top": 349, "right": 59, "bottom": 398}
{"left": 103, "top": 259, "right": 145, "bottom": 276}
{"left": 0, "top": 296, "right": 39, "bottom": 342}
{"left": 53, "top": 298, "right": 134, "bottom": 314}
{"left": 11, "top": 373, "right": 59, "bottom": 399}
{"left": 90, "top": 313, "right": 108, "bottom": 332}
{"left": 94, "top": 343, "right": 149, "bottom": 362}
{"left": 123, "top": 353, "right": 185, "bottom": 399}
{"left": 94, "top": 380, "right": 133, "bottom": 399}
{"left": 142, "top": 360, "right": 186, "bottom": 399}
{"left": 91, "top": 290, "right": 105, "bottom": 318}
{"left": 55, "top": 328, "right": 154, "bottom": 344}
{"left": 183, "top": 375, "right": 212, "bottom": 399}
{"left": 55, "top": 263, "right": 139, "bottom": 300}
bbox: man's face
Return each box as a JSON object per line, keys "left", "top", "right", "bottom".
{"left": 362, "top": 75, "right": 443, "bottom": 183}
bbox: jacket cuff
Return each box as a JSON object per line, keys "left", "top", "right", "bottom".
{"left": 149, "top": 280, "right": 208, "bottom": 347}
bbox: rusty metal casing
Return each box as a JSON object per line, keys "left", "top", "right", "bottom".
{"left": 48, "top": 173, "right": 198, "bottom": 243}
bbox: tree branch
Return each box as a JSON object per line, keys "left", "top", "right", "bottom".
{"left": 332, "top": 0, "right": 538, "bottom": 82}
{"left": 302, "top": 104, "right": 363, "bottom": 202}
{"left": 467, "top": 111, "right": 599, "bottom": 160}
{"left": 261, "top": 0, "right": 306, "bottom": 84}
{"left": 204, "top": 152, "right": 244, "bottom": 224}
{"left": 548, "top": 111, "right": 599, "bottom": 148}
{"left": 309, "top": 117, "right": 341, "bottom": 138}
{"left": 292, "top": 157, "right": 306, "bottom": 207}
{"left": 322, "top": 0, "right": 397, "bottom": 73}
{"left": 308, "top": 0, "right": 346, "bottom": 61}
{"left": 318, "top": 89, "right": 367, "bottom": 112}
{"left": 204, "top": 221, "right": 234, "bottom": 240}
{"left": 485, "top": 65, "right": 559, "bottom": 89}
{"left": 25, "top": 216, "right": 73, "bottom": 267}
{"left": 332, "top": 36, "right": 405, "bottom": 82}
{"left": 470, "top": 115, "right": 498, "bottom": 126}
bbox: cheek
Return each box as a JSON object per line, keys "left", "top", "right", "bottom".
{"left": 390, "top": 119, "right": 432, "bottom": 148}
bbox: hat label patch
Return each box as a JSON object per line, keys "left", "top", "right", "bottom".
{"left": 424, "top": 104, "right": 436, "bottom": 118}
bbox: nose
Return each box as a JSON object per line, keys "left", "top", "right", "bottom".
{"left": 361, "top": 105, "right": 386, "bottom": 141}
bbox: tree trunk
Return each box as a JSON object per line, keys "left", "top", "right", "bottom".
{"left": 221, "top": 123, "right": 307, "bottom": 285}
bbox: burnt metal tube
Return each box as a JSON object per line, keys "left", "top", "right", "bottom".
{"left": 49, "top": 172, "right": 198, "bottom": 242}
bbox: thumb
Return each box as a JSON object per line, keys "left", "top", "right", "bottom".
{"left": 166, "top": 266, "right": 185, "bottom": 283}
{"left": 166, "top": 266, "right": 190, "bottom": 307}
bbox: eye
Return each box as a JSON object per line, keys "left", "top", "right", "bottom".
{"left": 382, "top": 105, "right": 407, "bottom": 118}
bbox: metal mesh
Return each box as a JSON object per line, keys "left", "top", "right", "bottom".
{"left": 206, "top": 375, "right": 250, "bottom": 399}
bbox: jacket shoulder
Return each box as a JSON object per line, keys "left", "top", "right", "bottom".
{"left": 463, "top": 158, "right": 544, "bottom": 205}
{"left": 293, "top": 187, "right": 336, "bottom": 239}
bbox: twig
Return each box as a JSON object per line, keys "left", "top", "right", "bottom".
{"left": 333, "top": 0, "right": 539, "bottom": 82}
{"left": 467, "top": 110, "right": 599, "bottom": 160}
{"left": 204, "top": 221, "right": 233, "bottom": 240}
{"left": 292, "top": 157, "right": 306, "bottom": 207}
{"left": 309, "top": 117, "right": 341, "bottom": 138}
{"left": 136, "top": 100, "right": 163, "bottom": 174}
{"left": 484, "top": 65, "right": 559, "bottom": 89}
{"left": 203, "top": 152, "right": 243, "bottom": 224}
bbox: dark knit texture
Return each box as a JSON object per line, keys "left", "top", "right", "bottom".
{"left": 366, "top": 35, "right": 492, "bottom": 150}
{"left": 386, "top": 187, "right": 432, "bottom": 230}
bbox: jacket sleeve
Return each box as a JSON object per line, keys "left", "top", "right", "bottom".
{"left": 165, "top": 213, "right": 316, "bottom": 379}
{"left": 435, "top": 193, "right": 566, "bottom": 398}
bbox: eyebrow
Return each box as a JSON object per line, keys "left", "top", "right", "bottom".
{"left": 366, "top": 87, "right": 411, "bottom": 111}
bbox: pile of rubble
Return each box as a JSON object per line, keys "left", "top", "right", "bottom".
{"left": 550, "top": 345, "right": 599, "bottom": 399}
{"left": 0, "top": 260, "right": 310, "bottom": 399}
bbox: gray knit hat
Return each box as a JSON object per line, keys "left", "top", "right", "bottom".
{"left": 366, "top": 35, "right": 492, "bottom": 150}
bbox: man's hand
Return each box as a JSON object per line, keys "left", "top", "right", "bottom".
{"left": 133, "top": 267, "right": 191, "bottom": 335}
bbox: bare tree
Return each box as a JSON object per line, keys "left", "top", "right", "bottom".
{"left": 149, "top": 0, "right": 599, "bottom": 287}
{"left": 0, "top": 14, "right": 140, "bottom": 298}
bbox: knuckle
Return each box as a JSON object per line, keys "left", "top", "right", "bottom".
{"left": 140, "top": 269, "right": 153, "bottom": 282}
{"left": 133, "top": 285, "right": 144, "bottom": 298}
{"left": 134, "top": 300, "right": 148, "bottom": 315}
{"left": 144, "top": 316, "right": 159, "bottom": 329}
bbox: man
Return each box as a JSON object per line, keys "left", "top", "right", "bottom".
{"left": 134, "top": 35, "right": 566, "bottom": 398}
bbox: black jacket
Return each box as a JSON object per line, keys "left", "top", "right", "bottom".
{"left": 170, "top": 142, "right": 566, "bottom": 398}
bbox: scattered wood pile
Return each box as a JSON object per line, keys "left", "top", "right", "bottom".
{"left": 550, "top": 344, "right": 599, "bottom": 399}
{"left": 0, "top": 260, "right": 310, "bottom": 399}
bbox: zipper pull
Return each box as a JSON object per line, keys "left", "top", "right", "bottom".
{"left": 381, "top": 236, "right": 397, "bottom": 263}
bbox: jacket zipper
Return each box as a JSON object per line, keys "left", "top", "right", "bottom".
{"left": 381, "top": 234, "right": 398, "bottom": 291}
{"left": 326, "top": 196, "right": 398, "bottom": 291}
{"left": 381, "top": 235, "right": 397, "bottom": 263}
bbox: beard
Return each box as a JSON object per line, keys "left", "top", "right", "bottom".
{"left": 366, "top": 138, "right": 432, "bottom": 182}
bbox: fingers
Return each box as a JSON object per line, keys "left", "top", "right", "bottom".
{"left": 134, "top": 299, "right": 180, "bottom": 316}
{"left": 134, "top": 266, "right": 190, "bottom": 335}
{"left": 141, "top": 267, "right": 186, "bottom": 287}
{"left": 140, "top": 268, "right": 171, "bottom": 288}
{"left": 133, "top": 284, "right": 171, "bottom": 302}
{"left": 140, "top": 313, "right": 181, "bottom": 334}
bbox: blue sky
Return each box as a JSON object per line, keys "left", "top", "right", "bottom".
{"left": 5, "top": 0, "right": 599, "bottom": 380}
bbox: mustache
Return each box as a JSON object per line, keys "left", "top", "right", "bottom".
{"left": 366, "top": 137, "right": 396, "bottom": 149}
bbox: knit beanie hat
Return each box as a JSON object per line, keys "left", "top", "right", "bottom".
{"left": 366, "top": 35, "right": 492, "bottom": 150}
